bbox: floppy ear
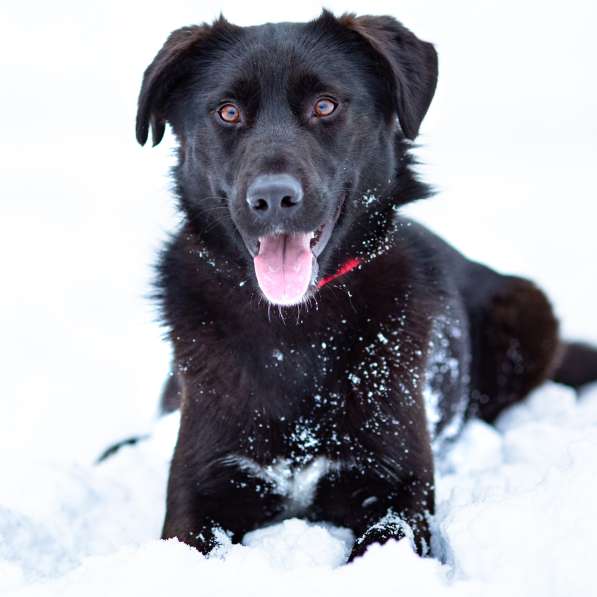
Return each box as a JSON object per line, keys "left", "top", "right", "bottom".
{"left": 339, "top": 14, "right": 438, "bottom": 140}
{"left": 136, "top": 18, "right": 237, "bottom": 146}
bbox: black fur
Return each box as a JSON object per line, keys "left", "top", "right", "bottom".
{"left": 127, "top": 11, "right": 597, "bottom": 561}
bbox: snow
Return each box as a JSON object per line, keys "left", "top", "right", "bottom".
{"left": 2, "top": 383, "right": 597, "bottom": 596}
{"left": 2, "top": 0, "right": 597, "bottom": 595}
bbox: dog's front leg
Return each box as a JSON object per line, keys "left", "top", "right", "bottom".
{"left": 311, "top": 458, "right": 434, "bottom": 561}
{"left": 347, "top": 472, "right": 434, "bottom": 561}
{"left": 310, "top": 381, "right": 435, "bottom": 561}
{"left": 161, "top": 442, "right": 285, "bottom": 555}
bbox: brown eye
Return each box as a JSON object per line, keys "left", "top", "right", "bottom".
{"left": 218, "top": 103, "right": 241, "bottom": 124}
{"left": 313, "top": 97, "right": 338, "bottom": 118}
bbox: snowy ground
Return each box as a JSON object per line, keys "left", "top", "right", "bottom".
{"left": 2, "top": 0, "right": 597, "bottom": 595}
{"left": 2, "top": 382, "right": 597, "bottom": 596}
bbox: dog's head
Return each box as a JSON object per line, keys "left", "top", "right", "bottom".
{"left": 137, "top": 11, "right": 437, "bottom": 306}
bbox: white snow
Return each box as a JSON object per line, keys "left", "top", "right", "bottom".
{"left": 2, "top": 383, "right": 597, "bottom": 596}
{"left": 2, "top": 0, "right": 597, "bottom": 596}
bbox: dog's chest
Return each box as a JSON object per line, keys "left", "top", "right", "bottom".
{"left": 240, "top": 399, "right": 359, "bottom": 464}
{"left": 234, "top": 409, "right": 351, "bottom": 515}
{"left": 231, "top": 455, "right": 337, "bottom": 516}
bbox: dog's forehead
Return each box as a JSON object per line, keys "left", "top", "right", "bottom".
{"left": 206, "top": 21, "right": 356, "bottom": 95}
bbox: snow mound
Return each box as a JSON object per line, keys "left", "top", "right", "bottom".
{"left": 2, "top": 382, "right": 597, "bottom": 596}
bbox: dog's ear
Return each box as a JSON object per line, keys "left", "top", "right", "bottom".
{"left": 339, "top": 14, "right": 438, "bottom": 140}
{"left": 136, "top": 18, "right": 237, "bottom": 146}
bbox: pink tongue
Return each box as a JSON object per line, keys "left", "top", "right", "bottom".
{"left": 254, "top": 233, "right": 313, "bottom": 305}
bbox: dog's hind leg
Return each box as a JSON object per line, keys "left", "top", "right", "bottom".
{"left": 96, "top": 433, "right": 150, "bottom": 463}
{"left": 466, "top": 275, "right": 561, "bottom": 423}
{"left": 97, "top": 371, "right": 182, "bottom": 463}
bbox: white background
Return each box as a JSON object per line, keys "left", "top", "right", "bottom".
{"left": 1, "top": 0, "right": 596, "bottom": 460}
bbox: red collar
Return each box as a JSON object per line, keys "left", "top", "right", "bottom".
{"left": 317, "top": 257, "right": 362, "bottom": 289}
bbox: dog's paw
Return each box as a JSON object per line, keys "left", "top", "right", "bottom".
{"left": 348, "top": 515, "right": 413, "bottom": 562}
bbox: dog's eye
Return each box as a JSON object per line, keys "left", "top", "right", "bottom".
{"left": 218, "top": 103, "right": 241, "bottom": 124}
{"left": 313, "top": 98, "right": 338, "bottom": 118}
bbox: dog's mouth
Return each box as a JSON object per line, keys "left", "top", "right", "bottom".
{"left": 244, "top": 202, "right": 343, "bottom": 306}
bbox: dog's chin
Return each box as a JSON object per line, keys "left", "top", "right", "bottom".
{"left": 241, "top": 219, "right": 336, "bottom": 306}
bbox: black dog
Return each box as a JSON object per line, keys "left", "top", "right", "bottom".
{"left": 132, "top": 11, "right": 597, "bottom": 560}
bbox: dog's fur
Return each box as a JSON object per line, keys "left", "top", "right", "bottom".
{"left": 130, "top": 11, "right": 597, "bottom": 560}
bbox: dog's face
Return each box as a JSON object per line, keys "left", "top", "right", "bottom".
{"left": 137, "top": 12, "right": 437, "bottom": 306}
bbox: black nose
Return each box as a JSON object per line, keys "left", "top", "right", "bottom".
{"left": 246, "top": 174, "right": 303, "bottom": 220}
